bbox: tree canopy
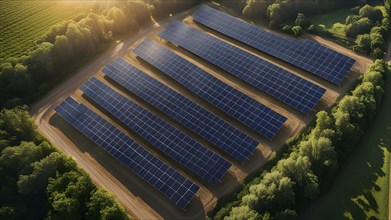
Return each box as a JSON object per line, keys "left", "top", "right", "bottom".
{"left": 0, "top": 107, "right": 130, "bottom": 219}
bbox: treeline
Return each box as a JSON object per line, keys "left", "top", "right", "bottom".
{"left": 210, "top": 60, "right": 389, "bottom": 220}
{"left": 310, "top": 2, "right": 390, "bottom": 58}
{"left": 0, "top": 107, "right": 129, "bottom": 219}
{"left": 241, "top": 0, "right": 351, "bottom": 26}
{"left": 350, "top": 2, "right": 391, "bottom": 58}
{"left": 0, "top": 0, "right": 199, "bottom": 108}
{"left": 218, "top": 0, "right": 391, "bottom": 58}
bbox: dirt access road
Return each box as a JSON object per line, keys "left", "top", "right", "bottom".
{"left": 30, "top": 4, "right": 374, "bottom": 219}
{"left": 30, "top": 8, "right": 197, "bottom": 220}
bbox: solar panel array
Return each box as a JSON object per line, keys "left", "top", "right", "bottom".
{"left": 192, "top": 5, "right": 356, "bottom": 85}
{"left": 80, "top": 77, "right": 231, "bottom": 184}
{"left": 158, "top": 20, "right": 326, "bottom": 114}
{"left": 133, "top": 39, "right": 287, "bottom": 139}
{"left": 103, "top": 58, "right": 258, "bottom": 163}
{"left": 55, "top": 97, "right": 199, "bottom": 209}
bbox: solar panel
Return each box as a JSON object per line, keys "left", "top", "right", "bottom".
{"left": 132, "top": 39, "right": 287, "bottom": 139}
{"left": 102, "top": 57, "right": 258, "bottom": 162}
{"left": 55, "top": 97, "right": 199, "bottom": 209}
{"left": 80, "top": 77, "right": 231, "bottom": 184}
{"left": 192, "top": 5, "right": 356, "bottom": 85}
{"left": 158, "top": 20, "right": 326, "bottom": 114}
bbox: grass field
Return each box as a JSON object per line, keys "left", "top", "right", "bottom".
{"left": 300, "top": 72, "right": 391, "bottom": 220}
{"left": 308, "top": 6, "right": 352, "bottom": 40}
{"left": 0, "top": 0, "right": 92, "bottom": 62}
{"left": 309, "top": 3, "right": 387, "bottom": 41}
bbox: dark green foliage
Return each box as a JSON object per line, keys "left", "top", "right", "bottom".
{"left": 295, "top": 13, "right": 310, "bottom": 29}
{"left": 214, "top": 60, "right": 389, "bottom": 219}
{"left": 274, "top": 209, "right": 297, "bottom": 220}
{"left": 0, "top": 106, "right": 37, "bottom": 149}
{"left": 243, "top": 0, "right": 274, "bottom": 18}
{"left": 345, "top": 17, "right": 374, "bottom": 38}
{"left": 345, "top": 14, "right": 362, "bottom": 24}
{"left": 291, "top": 26, "right": 302, "bottom": 37}
{"left": 87, "top": 189, "right": 128, "bottom": 220}
{"left": 354, "top": 33, "right": 371, "bottom": 53}
{"left": 0, "top": 107, "right": 130, "bottom": 219}
{"left": 282, "top": 25, "right": 293, "bottom": 34}
{"left": 0, "top": 0, "right": 200, "bottom": 108}
{"left": 359, "top": 4, "right": 383, "bottom": 22}
{"left": 266, "top": 1, "right": 294, "bottom": 28}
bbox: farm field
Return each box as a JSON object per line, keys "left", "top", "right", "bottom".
{"left": 300, "top": 72, "right": 391, "bottom": 220}
{"left": 0, "top": 0, "right": 91, "bottom": 62}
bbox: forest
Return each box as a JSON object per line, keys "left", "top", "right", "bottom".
{"left": 0, "top": 107, "right": 129, "bottom": 219}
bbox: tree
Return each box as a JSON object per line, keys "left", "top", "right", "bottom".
{"left": 345, "top": 15, "right": 361, "bottom": 24}
{"left": 52, "top": 35, "right": 74, "bottom": 67}
{"left": 370, "top": 47, "right": 385, "bottom": 59}
{"left": 106, "top": 7, "right": 132, "bottom": 35}
{"left": 359, "top": 4, "right": 383, "bottom": 22}
{"left": 17, "top": 152, "right": 75, "bottom": 194}
{"left": 337, "top": 96, "right": 366, "bottom": 125}
{"left": 355, "top": 34, "right": 371, "bottom": 53}
{"left": 47, "top": 171, "right": 95, "bottom": 219}
{"left": 87, "top": 189, "right": 128, "bottom": 220}
{"left": 295, "top": 13, "right": 310, "bottom": 28}
{"left": 0, "top": 141, "right": 54, "bottom": 175}
{"left": 65, "top": 22, "right": 95, "bottom": 57}
{"left": 370, "top": 32, "right": 385, "bottom": 50}
{"left": 282, "top": 25, "right": 293, "bottom": 34}
{"left": 352, "top": 82, "right": 377, "bottom": 122}
{"left": 291, "top": 26, "right": 302, "bottom": 37}
{"left": 299, "top": 136, "right": 337, "bottom": 182}
{"left": 243, "top": 0, "right": 274, "bottom": 18}
{"left": 0, "top": 106, "right": 37, "bottom": 148}
{"left": 267, "top": 3, "right": 283, "bottom": 27}
{"left": 276, "top": 155, "right": 319, "bottom": 199}
{"left": 345, "top": 17, "right": 374, "bottom": 38}
{"left": 249, "top": 171, "right": 295, "bottom": 211}
{"left": 226, "top": 205, "right": 260, "bottom": 220}
{"left": 27, "top": 42, "right": 55, "bottom": 81}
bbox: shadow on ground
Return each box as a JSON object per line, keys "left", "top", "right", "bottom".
{"left": 300, "top": 73, "right": 391, "bottom": 220}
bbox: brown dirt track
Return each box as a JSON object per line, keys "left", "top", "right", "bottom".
{"left": 31, "top": 5, "right": 374, "bottom": 220}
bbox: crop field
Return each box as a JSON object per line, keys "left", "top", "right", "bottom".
{"left": 0, "top": 0, "right": 91, "bottom": 62}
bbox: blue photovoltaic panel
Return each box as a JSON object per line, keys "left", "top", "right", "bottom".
{"left": 55, "top": 97, "right": 199, "bottom": 209}
{"left": 103, "top": 57, "right": 258, "bottom": 162}
{"left": 133, "top": 39, "right": 287, "bottom": 139}
{"left": 158, "top": 20, "right": 326, "bottom": 114}
{"left": 192, "top": 5, "right": 356, "bottom": 85}
{"left": 80, "top": 78, "right": 231, "bottom": 184}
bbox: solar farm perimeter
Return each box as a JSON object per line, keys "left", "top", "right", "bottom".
{"left": 35, "top": 4, "right": 373, "bottom": 219}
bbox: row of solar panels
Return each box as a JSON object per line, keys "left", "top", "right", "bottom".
{"left": 56, "top": 97, "right": 199, "bottom": 209}
{"left": 159, "top": 20, "right": 326, "bottom": 114}
{"left": 55, "top": 6, "right": 355, "bottom": 209}
{"left": 56, "top": 55, "right": 288, "bottom": 208}
{"left": 192, "top": 5, "right": 355, "bottom": 86}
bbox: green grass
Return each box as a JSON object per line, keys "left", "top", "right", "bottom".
{"left": 308, "top": 6, "right": 352, "bottom": 40}
{"left": 300, "top": 72, "right": 391, "bottom": 220}
{"left": 309, "top": 7, "right": 352, "bottom": 29}
{"left": 0, "top": 0, "right": 91, "bottom": 62}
